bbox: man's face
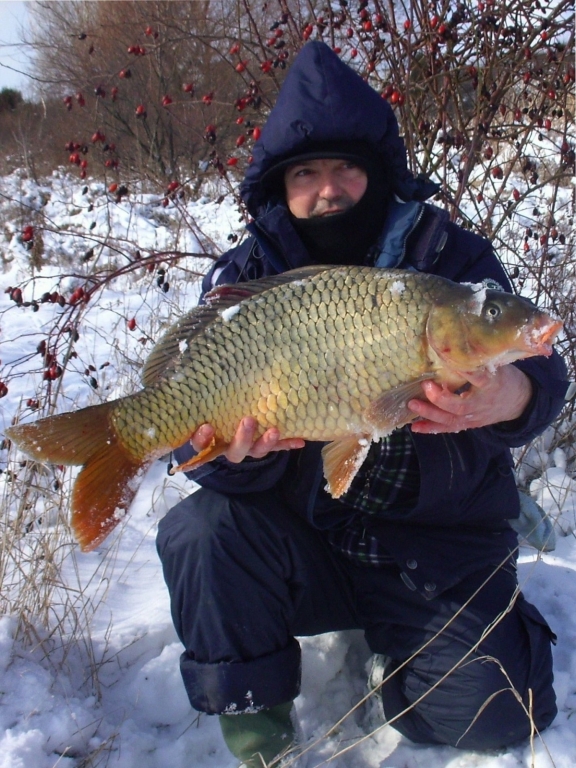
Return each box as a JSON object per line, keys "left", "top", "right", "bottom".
{"left": 284, "top": 158, "right": 368, "bottom": 219}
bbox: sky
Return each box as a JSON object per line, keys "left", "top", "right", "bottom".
{"left": 0, "top": 1, "right": 30, "bottom": 92}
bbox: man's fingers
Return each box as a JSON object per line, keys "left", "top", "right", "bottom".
{"left": 226, "top": 417, "right": 259, "bottom": 462}
{"left": 249, "top": 434, "right": 305, "bottom": 457}
{"left": 455, "top": 369, "right": 492, "bottom": 388}
{"left": 408, "top": 365, "right": 532, "bottom": 434}
{"left": 409, "top": 397, "right": 464, "bottom": 426}
{"left": 192, "top": 418, "right": 304, "bottom": 463}
{"left": 190, "top": 423, "right": 215, "bottom": 451}
{"left": 246, "top": 426, "right": 280, "bottom": 458}
{"left": 247, "top": 430, "right": 305, "bottom": 458}
{"left": 416, "top": 381, "right": 473, "bottom": 417}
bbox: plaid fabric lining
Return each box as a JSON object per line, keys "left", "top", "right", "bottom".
{"left": 326, "top": 426, "right": 420, "bottom": 565}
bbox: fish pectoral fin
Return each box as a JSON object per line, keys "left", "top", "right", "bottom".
{"left": 364, "top": 375, "right": 437, "bottom": 432}
{"left": 170, "top": 436, "right": 229, "bottom": 474}
{"left": 321, "top": 435, "right": 372, "bottom": 499}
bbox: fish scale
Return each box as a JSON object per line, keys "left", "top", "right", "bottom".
{"left": 6, "top": 265, "right": 562, "bottom": 551}
{"left": 119, "top": 269, "right": 469, "bottom": 446}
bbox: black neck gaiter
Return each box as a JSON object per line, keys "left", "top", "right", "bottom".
{"left": 289, "top": 173, "right": 390, "bottom": 265}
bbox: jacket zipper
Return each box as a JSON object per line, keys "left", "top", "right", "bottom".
{"left": 399, "top": 203, "right": 425, "bottom": 267}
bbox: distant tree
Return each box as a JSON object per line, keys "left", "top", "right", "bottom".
{"left": 25, "top": 1, "right": 574, "bottom": 207}
{"left": 25, "top": 0, "right": 271, "bottom": 181}
{"left": 0, "top": 88, "right": 23, "bottom": 112}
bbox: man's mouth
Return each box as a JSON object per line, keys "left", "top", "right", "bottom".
{"left": 317, "top": 207, "right": 345, "bottom": 217}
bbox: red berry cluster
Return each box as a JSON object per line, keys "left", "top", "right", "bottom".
{"left": 64, "top": 135, "right": 118, "bottom": 178}
{"left": 21, "top": 225, "right": 34, "bottom": 243}
{"left": 35, "top": 340, "right": 63, "bottom": 382}
{"left": 160, "top": 180, "right": 182, "bottom": 207}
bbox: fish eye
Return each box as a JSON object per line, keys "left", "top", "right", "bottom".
{"left": 484, "top": 302, "right": 501, "bottom": 319}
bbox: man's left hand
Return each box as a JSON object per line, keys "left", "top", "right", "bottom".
{"left": 408, "top": 364, "right": 533, "bottom": 434}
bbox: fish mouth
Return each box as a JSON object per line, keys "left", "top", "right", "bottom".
{"left": 529, "top": 318, "right": 563, "bottom": 357}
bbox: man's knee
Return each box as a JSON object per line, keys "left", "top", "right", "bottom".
{"left": 156, "top": 489, "right": 263, "bottom": 648}
{"left": 382, "top": 650, "right": 555, "bottom": 749}
{"left": 422, "top": 654, "right": 553, "bottom": 749}
{"left": 381, "top": 595, "right": 557, "bottom": 749}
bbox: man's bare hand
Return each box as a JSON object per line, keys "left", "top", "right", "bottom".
{"left": 408, "top": 364, "right": 533, "bottom": 434}
{"left": 191, "top": 417, "right": 305, "bottom": 463}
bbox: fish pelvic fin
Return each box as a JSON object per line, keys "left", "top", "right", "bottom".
{"left": 170, "top": 436, "right": 229, "bottom": 474}
{"left": 321, "top": 434, "right": 372, "bottom": 498}
{"left": 7, "top": 403, "right": 149, "bottom": 552}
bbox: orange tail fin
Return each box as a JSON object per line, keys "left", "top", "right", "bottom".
{"left": 6, "top": 404, "right": 149, "bottom": 552}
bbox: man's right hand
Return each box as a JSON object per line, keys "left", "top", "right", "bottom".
{"left": 191, "top": 417, "right": 305, "bottom": 463}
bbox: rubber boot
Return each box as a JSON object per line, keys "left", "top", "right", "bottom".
{"left": 219, "top": 701, "right": 295, "bottom": 767}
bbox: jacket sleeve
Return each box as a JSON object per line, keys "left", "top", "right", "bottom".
{"left": 198, "top": 239, "right": 254, "bottom": 299}
{"left": 443, "top": 228, "right": 570, "bottom": 447}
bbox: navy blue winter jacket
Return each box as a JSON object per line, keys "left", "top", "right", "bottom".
{"left": 175, "top": 43, "right": 568, "bottom": 598}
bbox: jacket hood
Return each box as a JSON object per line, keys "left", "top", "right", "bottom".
{"left": 241, "top": 42, "right": 438, "bottom": 217}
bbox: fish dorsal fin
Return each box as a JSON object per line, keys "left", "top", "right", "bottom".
{"left": 142, "top": 265, "right": 335, "bottom": 387}
{"left": 204, "top": 264, "right": 335, "bottom": 306}
{"left": 141, "top": 304, "right": 221, "bottom": 386}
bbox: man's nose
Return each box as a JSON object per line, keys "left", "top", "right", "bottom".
{"left": 318, "top": 172, "right": 343, "bottom": 198}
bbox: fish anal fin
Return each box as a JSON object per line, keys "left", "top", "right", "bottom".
{"left": 364, "top": 375, "right": 437, "bottom": 434}
{"left": 321, "top": 434, "right": 371, "bottom": 498}
{"left": 170, "top": 436, "right": 229, "bottom": 474}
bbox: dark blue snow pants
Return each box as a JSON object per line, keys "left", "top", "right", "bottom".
{"left": 156, "top": 487, "right": 557, "bottom": 750}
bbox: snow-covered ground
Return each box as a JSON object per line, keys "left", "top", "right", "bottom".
{"left": 1, "top": 170, "right": 576, "bottom": 767}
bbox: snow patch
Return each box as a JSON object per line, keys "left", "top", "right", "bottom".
{"left": 220, "top": 304, "right": 240, "bottom": 321}
{"left": 390, "top": 279, "right": 406, "bottom": 297}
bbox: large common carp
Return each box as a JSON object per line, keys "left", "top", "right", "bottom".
{"left": 6, "top": 265, "right": 561, "bottom": 551}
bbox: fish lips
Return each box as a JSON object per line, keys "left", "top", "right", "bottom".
{"left": 528, "top": 317, "right": 563, "bottom": 357}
